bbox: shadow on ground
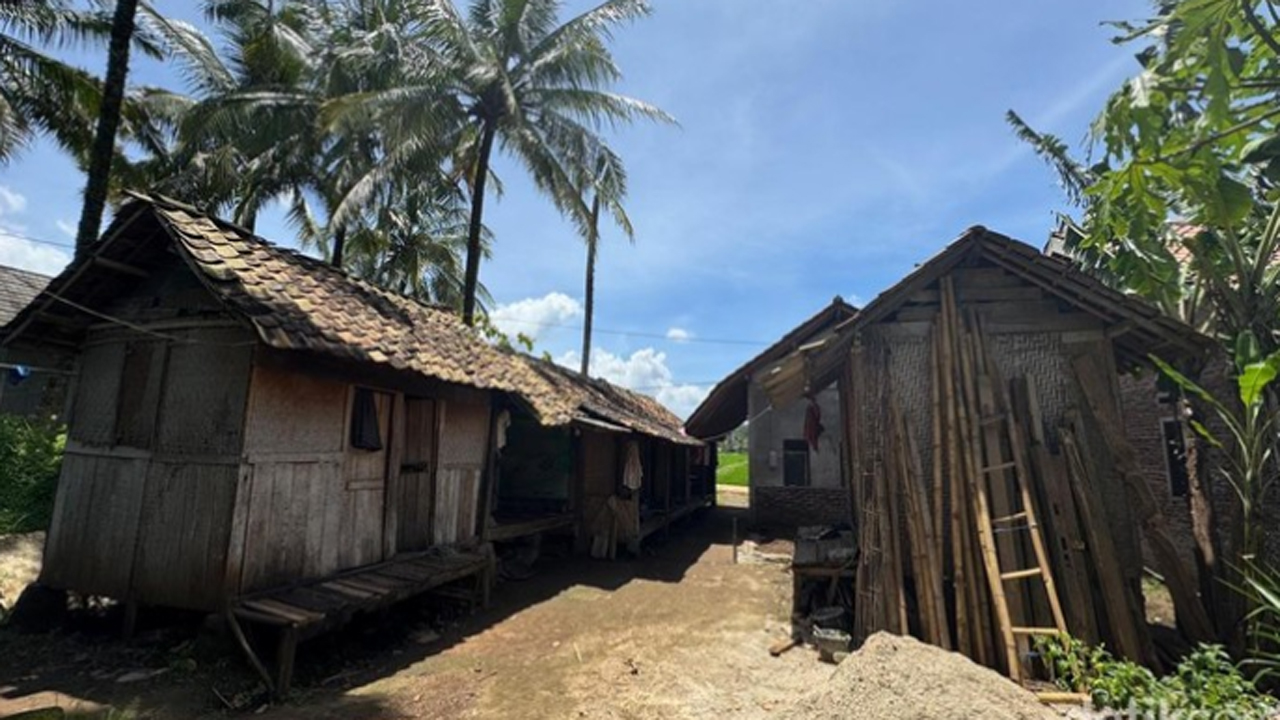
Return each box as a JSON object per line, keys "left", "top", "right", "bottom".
{"left": 0, "top": 505, "right": 748, "bottom": 719}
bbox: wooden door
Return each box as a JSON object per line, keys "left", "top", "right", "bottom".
{"left": 397, "top": 397, "right": 437, "bottom": 551}
{"left": 344, "top": 389, "right": 392, "bottom": 568}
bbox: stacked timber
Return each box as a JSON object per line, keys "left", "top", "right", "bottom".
{"left": 845, "top": 275, "right": 1202, "bottom": 681}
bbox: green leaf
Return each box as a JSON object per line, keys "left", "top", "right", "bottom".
{"left": 1151, "top": 355, "right": 1215, "bottom": 403}
{"left": 1239, "top": 354, "right": 1280, "bottom": 409}
{"left": 1241, "top": 135, "right": 1280, "bottom": 164}
{"left": 1236, "top": 330, "right": 1262, "bottom": 369}
{"left": 1216, "top": 176, "right": 1254, "bottom": 226}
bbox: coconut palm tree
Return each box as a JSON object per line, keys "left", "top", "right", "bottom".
{"left": 573, "top": 145, "right": 632, "bottom": 376}
{"left": 75, "top": 0, "right": 142, "bottom": 255}
{"left": 0, "top": 1, "right": 148, "bottom": 166}
{"left": 345, "top": 182, "right": 493, "bottom": 308}
{"left": 418, "top": 0, "right": 672, "bottom": 326}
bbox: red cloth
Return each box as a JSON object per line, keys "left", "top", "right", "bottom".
{"left": 804, "top": 396, "right": 824, "bottom": 451}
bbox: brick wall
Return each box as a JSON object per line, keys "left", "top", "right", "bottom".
{"left": 1119, "top": 372, "right": 1197, "bottom": 570}
{"left": 752, "top": 486, "right": 851, "bottom": 530}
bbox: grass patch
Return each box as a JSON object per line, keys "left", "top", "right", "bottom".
{"left": 717, "top": 451, "right": 748, "bottom": 487}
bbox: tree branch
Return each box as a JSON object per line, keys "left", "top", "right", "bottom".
{"left": 1242, "top": 0, "right": 1280, "bottom": 60}
{"left": 1165, "top": 105, "right": 1280, "bottom": 159}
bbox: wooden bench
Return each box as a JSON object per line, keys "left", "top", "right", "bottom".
{"left": 228, "top": 547, "right": 494, "bottom": 696}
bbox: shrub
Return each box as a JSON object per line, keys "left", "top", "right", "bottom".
{"left": 1035, "top": 634, "right": 1275, "bottom": 718}
{"left": 0, "top": 415, "right": 65, "bottom": 534}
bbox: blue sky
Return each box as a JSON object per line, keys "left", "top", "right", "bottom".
{"left": 0, "top": 0, "right": 1150, "bottom": 418}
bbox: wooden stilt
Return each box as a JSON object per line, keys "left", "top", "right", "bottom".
{"left": 276, "top": 625, "right": 298, "bottom": 697}
{"left": 225, "top": 610, "right": 276, "bottom": 695}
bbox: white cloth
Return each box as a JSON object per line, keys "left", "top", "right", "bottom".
{"left": 623, "top": 441, "right": 643, "bottom": 490}
{"left": 495, "top": 410, "right": 512, "bottom": 450}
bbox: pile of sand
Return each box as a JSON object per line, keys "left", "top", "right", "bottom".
{"left": 786, "top": 632, "right": 1060, "bottom": 720}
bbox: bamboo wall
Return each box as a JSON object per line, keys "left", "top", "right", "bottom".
{"left": 842, "top": 266, "right": 1201, "bottom": 678}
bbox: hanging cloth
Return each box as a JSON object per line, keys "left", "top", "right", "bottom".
{"left": 495, "top": 409, "right": 512, "bottom": 451}
{"left": 623, "top": 441, "right": 644, "bottom": 490}
{"left": 350, "top": 388, "right": 383, "bottom": 451}
{"left": 804, "top": 394, "right": 824, "bottom": 452}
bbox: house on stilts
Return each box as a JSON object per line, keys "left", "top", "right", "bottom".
{"left": 1, "top": 193, "right": 706, "bottom": 693}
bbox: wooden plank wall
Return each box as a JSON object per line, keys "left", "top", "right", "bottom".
{"left": 41, "top": 452, "right": 148, "bottom": 598}
{"left": 238, "top": 363, "right": 392, "bottom": 593}
{"left": 396, "top": 398, "right": 437, "bottom": 552}
{"left": 43, "top": 325, "right": 252, "bottom": 610}
{"left": 433, "top": 397, "right": 490, "bottom": 546}
{"left": 131, "top": 461, "right": 239, "bottom": 609}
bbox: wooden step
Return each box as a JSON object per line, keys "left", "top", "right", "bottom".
{"left": 1001, "top": 567, "right": 1044, "bottom": 581}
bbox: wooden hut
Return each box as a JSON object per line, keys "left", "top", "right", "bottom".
{"left": 502, "top": 358, "right": 711, "bottom": 557}
{"left": 684, "top": 298, "right": 857, "bottom": 528}
{"left": 0, "top": 264, "right": 68, "bottom": 417}
{"left": 760, "top": 227, "right": 1216, "bottom": 679}
{"left": 0, "top": 193, "right": 696, "bottom": 691}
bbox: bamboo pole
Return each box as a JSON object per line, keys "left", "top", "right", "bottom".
{"left": 939, "top": 278, "right": 970, "bottom": 657}
{"left": 929, "top": 330, "right": 946, "bottom": 571}
{"left": 900, "top": 403, "right": 950, "bottom": 649}
{"left": 956, "top": 306, "right": 1015, "bottom": 678}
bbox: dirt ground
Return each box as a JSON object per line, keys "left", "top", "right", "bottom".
{"left": 0, "top": 531, "right": 44, "bottom": 611}
{"left": 0, "top": 498, "right": 837, "bottom": 719}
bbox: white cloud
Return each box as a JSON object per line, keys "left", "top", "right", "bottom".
{"left": 0, "top": 228, "right": 71, "bottom": 276}
{"left": 0, "top": 187, "right": 70, "bottom": 275}
{"left": 557, "top": 346, "right": 710, "bottom": 420}
{"left": 56, "top": 220, "right": 76, "bottom": 238}
{"left": 666, "top": 327, "right": 693, "bottom": 343}
{"left": 0, "top": 186, "right": 27, "bottom": 216}
{"left": 490, "top": 292, "right": 584, "bottom": 342}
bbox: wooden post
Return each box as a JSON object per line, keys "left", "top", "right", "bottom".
{"left": 276, "top": 625, "right": 298, "bottom": 698}
{"left": 1061, "top": 421, "right": 1152, "bottom": 663}
{"left": 732, "top": 516, "right": 739, "bottom": 565}
{"left": 1072, "top": 354, "right": 1215, "bottom": 645}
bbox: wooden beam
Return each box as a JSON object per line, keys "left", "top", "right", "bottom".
{"left": 93, "top": 256, "right": 149, "bottom": 278}
{"left": 1071, "top": 353, "right": 1215, "bottom": 644}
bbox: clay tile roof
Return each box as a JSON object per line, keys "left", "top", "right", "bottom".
{"left": 79, "top": 193, "right": 692, "bottom": 442}
{"left": 0, "top": 265, "right": 50, "bottom": 326}
{"left": 515, "top": 355, "right": 701, "bottom": 446}
{"left": 94, "top": 193, "right": 567, "bottom": 420}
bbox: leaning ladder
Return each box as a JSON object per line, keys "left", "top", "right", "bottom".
{"left": 972, "top": 408, "right": 1069, "bottom": 681}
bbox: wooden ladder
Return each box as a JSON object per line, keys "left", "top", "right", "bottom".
{"left": 972, "top": 409, "right": 1069, "bottom": 681}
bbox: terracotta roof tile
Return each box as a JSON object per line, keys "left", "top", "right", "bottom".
{"left": 59, "top": 193, "right": 699, "bottom": 444}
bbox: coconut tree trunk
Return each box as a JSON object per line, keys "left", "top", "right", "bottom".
{"left": 75, "top": 0, "right": 139, "bottom": 257}
{"left": 580, "top": 194, "right": 601, "bottom": 376}
{"left": 332, "top": 226, "right": 347, "bottom": 269}
{"left": 461, "top": 120, "right": 498, "bottom": 326}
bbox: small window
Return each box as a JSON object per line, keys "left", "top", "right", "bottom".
{"left": 783, "top": 439, "right": 810, "bottom": 487}
{"left": 1162, "top": 418, "right": 1189, "bottom": 498}
{"left": 350, "top": 387, "right": 383, "bottom": 451}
